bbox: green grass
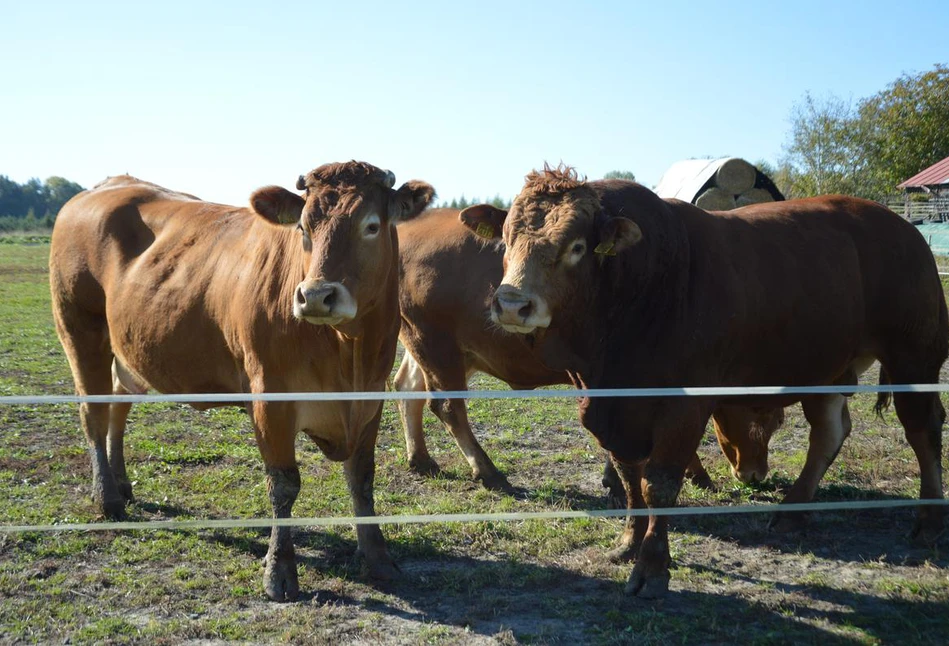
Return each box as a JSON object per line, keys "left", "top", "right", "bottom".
{"left": 0, "top": 240, "right": 947, "bottom": 645}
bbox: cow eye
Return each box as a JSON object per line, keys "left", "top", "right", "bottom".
{"left": 563, "top": 239, "right": 586, "bottom": 266}
{"left": 296, "top": 222, "right": 312, "bottom": 251}
{"left": 363, "top": 215, "right": 381, "bottom": 238}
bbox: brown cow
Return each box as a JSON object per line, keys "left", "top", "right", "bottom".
{"left": 464, "top": 165, "right": 947, "bottom": 598}
{"left": 394, "top": 206, "right": 781, "bottom": 496}
{"left": 49, "top": 163, "right": 435, "bottom": 601}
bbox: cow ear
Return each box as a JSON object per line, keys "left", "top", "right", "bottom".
{"left": 594, "top": 217, "right": 642, "bottom": 260}
{"left": 459, "top": 204, "right": 507, "bottom": 239}
{"left": 250, "top": 186, "right": 305, "bottom": 225}
{"left": 389, "top": 181, "right": 436, "bottom": 223}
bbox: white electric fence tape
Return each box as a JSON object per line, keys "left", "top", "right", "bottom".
{"left": 1, "top": 383, "right": 947, "bottom": 534}
{"left": 1, "top": 382, "right": 949, "bottom": 406}
{"left": 2, "top": 500, "right": 947, "bottom": 535}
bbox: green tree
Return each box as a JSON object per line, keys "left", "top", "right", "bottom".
{"left": 0, "top": 175, "right": 25, "bottom": 217}
{"left": 855, "top": 64, "right": 949, "bottom": 198}
{"left": 45, "top": 176, "right": 84, "bottom": 216}
{"left": 782, "top": 92, "right": 865, "bottom": 197}
{"left": 754, "top": 159, "right": 795, "bottom": 199}
{"left": 489, "top": 194, "right": 510, "bottom": 209}
{"left": 603, "top": 170, "right": 637, "bottom": 182}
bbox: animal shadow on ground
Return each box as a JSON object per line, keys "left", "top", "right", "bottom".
{"left": 669, "top": 474, "right": 949, "bottom": 566}
{"left": 541, "top": 476, "right": 947, "bottom": 567}
{"left": 204, "top": 525, "right": 911, "bottom": 644}
{"left": 677, "top": 561, "right": 949, "bottom": 645}
{"left": 129, "top": 500, "right": 194, "bottom": 519}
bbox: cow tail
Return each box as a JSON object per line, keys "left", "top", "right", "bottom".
{"left": 874, "top": 365, "right": 892, "bottom": 419}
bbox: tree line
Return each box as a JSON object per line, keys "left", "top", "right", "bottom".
{"left": 0, "top": 175, "right": 85, "bottom": 231}
{"left": 436, "top": 171, "right": 637, "bottom": 210}
{"left": 772, "top": 63, "right": 949, "bottom": 200}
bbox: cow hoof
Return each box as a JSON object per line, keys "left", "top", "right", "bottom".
{"left": 116, "top": 479, "right": 135, "bottom": 503}
{"left": 687, "top": 471, "right": 716, "bottom": 492}
{"left": 477, "top": 471, "right": 514, "bottom": 493}
{"left": 100, "top": 497, "right": 127, "bottom": 521}
{"left": 409, "top": 456, "right": 441, "bottom": 478}
{"left": 625, "top": 568, "right": 670, "bottom": 598}
{"left": 910, "top": 518, "right": 945, "bottom": 547}
{"left": 606, "top": 544, "right": 639, "bottom": 564}
{"left": 365, "top": 556, "right": 400, "bottom": 581}
{"left": 264, "top": 557, "right": 299, "bottom": 602}
{"left": 769, "top": 511, "right": 808, "bottom": 533}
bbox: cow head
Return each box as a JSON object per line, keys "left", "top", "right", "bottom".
{"left": 251, "top": 161, "right": 435, "bottom": 331}
{"left": 712, "top": 405, "right": 784, "bottom": 484}
{"left": 460, "top": 165, "right": 641, "bottom": 336}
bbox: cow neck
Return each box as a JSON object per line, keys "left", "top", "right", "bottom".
{"left": 581, "top": 193, "right": 695, "bottom": 390}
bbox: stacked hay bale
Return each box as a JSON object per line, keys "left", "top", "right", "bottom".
{"left": 655, "top": 157, "right": 784, "bottom": 211}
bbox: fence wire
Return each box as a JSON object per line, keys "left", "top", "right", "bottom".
{"left": 2, "top": 382, "right": 947, "bottom": 534}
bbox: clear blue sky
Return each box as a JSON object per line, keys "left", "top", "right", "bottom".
{"left": 2, "top": 0, "right": 947, "bottom": 206}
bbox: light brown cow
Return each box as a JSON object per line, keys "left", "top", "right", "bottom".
{"left": 49, "top": 163, "right": 435, "bottom": 601}
{"left": 394, "top": 206, "right": 781, "bottom": 496}
{"left": 465, "top": 165, "right": 947, "bottom": 598}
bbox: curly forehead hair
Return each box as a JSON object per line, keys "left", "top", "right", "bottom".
{"left": 305, "top": 161, "right": 389, "bottom": 187}
{"left": 520, "top": 163, "right": 588, "bottom": 197}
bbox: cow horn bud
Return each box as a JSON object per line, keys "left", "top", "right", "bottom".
{"left": 296, "top": 175, "right": 306, "bottom": 191}
{"left": 383, "top": 170, "right": 396, "bottom": 188}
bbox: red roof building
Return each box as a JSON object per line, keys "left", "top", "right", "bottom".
{"left": 898, "top": 156, "right": 949, "bottom": 192}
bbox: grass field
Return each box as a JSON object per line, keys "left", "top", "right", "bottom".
{"left": 0, "top": 240, "right": 947, "bottom": 645}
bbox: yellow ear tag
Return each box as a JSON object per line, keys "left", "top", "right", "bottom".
{"left": 594, "top": 241, "right": 616, "bottom": 256}
{"left": 475, "top": 222, "right": 495, "bottom": 239}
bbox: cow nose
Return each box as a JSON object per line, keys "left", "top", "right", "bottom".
{"left": 293, "top": 281, "right": 357, "bottom": 323}
{"left": 296, "top": 284, "right": 337, "bottom": 314}
{"left": 493, "top": 285, "right": 534, "bottom": 321}
{"left": 733, "top": 465, "right": 767, "bottom": 485}
{"left": 494, "top": 292, "right": 533, "bottom": 320}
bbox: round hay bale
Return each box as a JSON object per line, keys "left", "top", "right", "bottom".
{"left": 736, "top": 188, "right": 775, "bottom": 207}
{"left": 695, "top": 187, "right": 737, "bottom": 211}
{"left": 714, "top": 158, "right": 757, "bottom": 195}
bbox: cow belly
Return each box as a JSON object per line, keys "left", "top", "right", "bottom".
{"left": 296, "top": 399, "right": 382, "bottom": 461}
{"left": 108, "top": 323, "right": 241, "bottom": 398}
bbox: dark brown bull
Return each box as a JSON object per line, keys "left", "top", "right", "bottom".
{"left": 49, "top": 162, "right": 435, "bottom": 601}
{"left": 464, "top": 165, "right": 947, "bottom": 598}
{"left": 394, "top": 206, "right": 781, "bottom": 496}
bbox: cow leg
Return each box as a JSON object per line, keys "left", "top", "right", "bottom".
{"left": 625, "top": 460, "right": 687, "bottom": 598}
{"left": 771, "top": 394, "right": 851, "bottom": 532}
{"left": 605, "top": 457, "right": 647, "bottom": 563}
{"left": 344, "top": 405, "right": 397, "bottom": 580}
{"left": 603, "top": 450, "right": 711, "bottom": 508}
{"left": 52, "top": 309, "right": 125, "bottom": 519}
{"left": 393, "top": 352, "right": 440, "bottom": 476}
{"left": 601, "top": 454, "right": 625, "bottom": 508}
{"left": 252, "top": 402, "right": 300, "bottom": 602}
{"left": 684, "top": 453, "right": 715, "bottom": 491}
{"left": 624, "top": 409, "right": 709, "bottom": 599}
{"left": 108, "top": 360, "right": 146, "bottom": 503}
{"left": 423, "top": 366, "right": 509, "bottom": 491}
{"left": 893, "top": 389, "right": 945, "bottom": 544}
{"left": 107, "top": 394, "right": 134, "bottom": 503}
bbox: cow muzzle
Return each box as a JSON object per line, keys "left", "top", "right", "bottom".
{"left": 491, "top": 284, "right": 551, "bottom": 334}
{"left": 293, "top": 280, "right": 357, "bottom": 326}
{"left": 732, "top": 462, "right": 769, "bottom": 485}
